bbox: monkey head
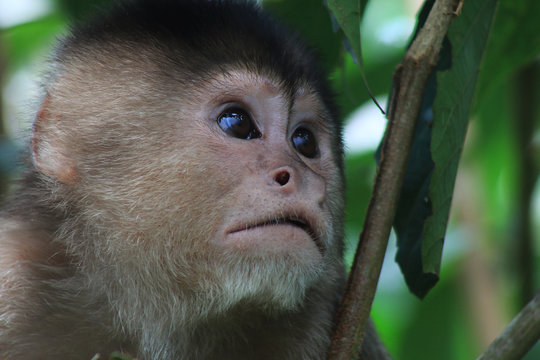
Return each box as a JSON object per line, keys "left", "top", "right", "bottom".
{"left": 30, "top": 0, "right": 346, "bottom": 321}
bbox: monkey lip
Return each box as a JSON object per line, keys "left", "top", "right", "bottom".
{"left": 227, "top": 215, "right": 324, "bottom": 254}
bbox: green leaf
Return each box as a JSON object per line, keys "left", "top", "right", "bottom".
{"left": 391, "top": 0, "right": 445, "bottom": 299}
{"left": 325, "top": 0, "right": 383, "bottom": 112}
{"left": 389, "top": 0, "right": 499, "bottom": 298}
{"left": 423, "top": 0, "right": 498, "bottom": 275}
{"left": 325, "top": 0, "right": 367, "bottom": 64}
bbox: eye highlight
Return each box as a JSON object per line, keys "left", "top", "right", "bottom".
{"left": 291, "top": 127, "right": 318, "bottom": 158}
{"left": 217, "top": 108, "right": 261, "bottom": 140}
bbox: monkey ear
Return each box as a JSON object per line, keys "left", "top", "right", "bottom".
{"left": 32, "top": 92, "right": 78, "bottom": 183}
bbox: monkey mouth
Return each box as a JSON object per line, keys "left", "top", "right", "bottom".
{"left": 228, "top": 215, "right": 324, "bottom": 254}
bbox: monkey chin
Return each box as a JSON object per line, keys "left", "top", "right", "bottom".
{"left": 204, "top": 225, "right": 326, "bottom": 312}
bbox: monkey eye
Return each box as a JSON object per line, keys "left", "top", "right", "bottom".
{"left": 291, "top": 127, "right": 318, "bottom": 158}
{"left": 217, "top": 108, "right": 261, "bottom": 140}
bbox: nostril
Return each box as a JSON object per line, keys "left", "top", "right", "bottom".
{"left": 274, "top": 170, "right": 290, "bottom": 186}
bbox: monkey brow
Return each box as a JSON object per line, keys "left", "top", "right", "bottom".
{"left": 288, "top": 87, "right": 335, "bottom": 134}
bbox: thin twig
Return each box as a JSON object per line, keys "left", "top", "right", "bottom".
{"left": 327, "top": 0, "right": 460, "bottom": 358}
{"left": 476, "top": 291, "right": 540, "bottom": 360}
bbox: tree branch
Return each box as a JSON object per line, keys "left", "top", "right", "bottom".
{"left": 327, "top": 0, "right": 461, "bottom": 358}
{"left": 476, "top": 291, "right": 540, "bottom": 360}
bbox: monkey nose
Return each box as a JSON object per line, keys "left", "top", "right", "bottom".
{"left": 268, "top": 166, "right": 304, "bottom": 195}
{"left": 274, "top": 169, "right": 291, "bottom": 186}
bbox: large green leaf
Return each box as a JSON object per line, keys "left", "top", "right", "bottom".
{"left": 325, "top": 0, "right": 384, "bottom": 111}
{"left": 390, "top": 0, "right": 498, "bottom": 298}
{"left": 324, "top": 0, "right": 368, "bottom": 62}
{"left": 422, "top": 0, "right": 498, "bottom": 275}
{"left": 391, "top": 1, "right": 447, "bottom": 299}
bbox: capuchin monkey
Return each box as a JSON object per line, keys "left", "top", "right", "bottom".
{"left": 0, "top": 0, "right": 388, "bottom": 359}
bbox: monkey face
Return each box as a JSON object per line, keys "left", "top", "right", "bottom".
{"left": 186, "top": 71, "right": 335, "bottom": 259}
{"left": 32, "top": 41, "right": 344, "bottom": 312}
{"left": 151, "top": 69, "right": 344, "bottom": 308}
{"left": 33, "top": 68, "right": 343, "bottom": 311}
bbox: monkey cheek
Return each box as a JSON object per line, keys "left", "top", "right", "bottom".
{"left": 222, "top": 225, "right": 323, "bottom": 263}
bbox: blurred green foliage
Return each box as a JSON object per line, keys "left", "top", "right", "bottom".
{"left": 1, "top": 0, "right": 539, "bottom": 358}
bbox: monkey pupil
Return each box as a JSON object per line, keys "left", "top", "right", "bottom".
{"left": 292, "top": 128, "right": 318, "bottom": 158}
{"left": 218, "top": 108, "right": 261, "bottom": 139}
